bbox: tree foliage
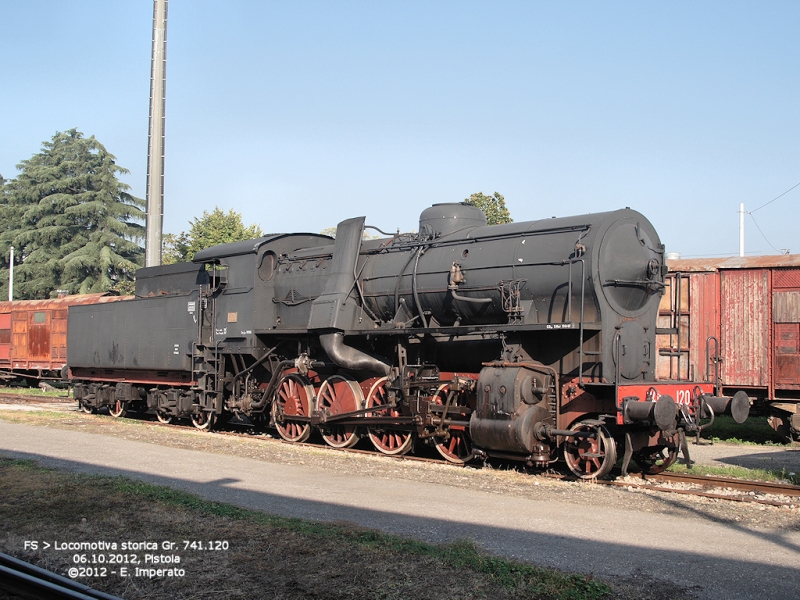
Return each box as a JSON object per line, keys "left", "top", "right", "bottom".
{"left": 465, "top": 191, "right": 512, "bottom": 225}
{"left": 162, "top": 232, "right": 191, "bottom": 265}
{"left": 0, "top": 129, "right": 145, "bottom": 299}
{"left": 163, "top": 208, "right": 264, "bottom": 264}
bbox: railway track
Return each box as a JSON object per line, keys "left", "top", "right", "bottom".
{"left": 540, "top": 471, "right": 800, "bottom": 508}
{"left": 0, "top": 552, "right": 122, "bottom": 600}
{"left": 4, "top": 391, "right": 800, "bottom": 507}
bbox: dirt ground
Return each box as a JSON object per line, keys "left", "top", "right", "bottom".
{"left": 1, "top": 404, "right": 799, "bottom": 600}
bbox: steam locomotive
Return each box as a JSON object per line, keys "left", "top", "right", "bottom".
{"left": 68, "top": 203, "right": 749, "bottom": 478}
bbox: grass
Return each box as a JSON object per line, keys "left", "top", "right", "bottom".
{"left": 667, "top": 462, "right": 800, "bottom": 486}
{"left": 0, "top": 383, "right": 71, "bottom": 398}
{"left": 697, "top": 415, "right": 789, "bottom": 446}
{"left": 0, "top": 457, "right": 612, "bottom": 600}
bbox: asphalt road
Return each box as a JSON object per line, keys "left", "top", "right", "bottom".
{"left": 1, "top": 420, "right": 798, "bottom": 600}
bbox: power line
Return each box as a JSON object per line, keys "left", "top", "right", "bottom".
{"left": 747, "top": 212, "right": 781, "bottom": 254}
{"left": 739, "top": 181, "right": 798, "bottom": 254}
{"left": 751, "top": 181, "right": 800, "bottom": 213}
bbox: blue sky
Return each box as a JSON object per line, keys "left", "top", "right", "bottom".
{"left": 1, "top": 1, "right": 798, "bottom": 257}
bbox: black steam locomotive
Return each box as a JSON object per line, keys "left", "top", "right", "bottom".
{"left": 69, "top": 203, "right": 749, "bottom": 478}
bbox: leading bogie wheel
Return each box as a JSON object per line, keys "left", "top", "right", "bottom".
{"left": 366, "top": 377, "right": 413, "bottom": 456}
{"left": 191, "top": 410, "right": 216, "bottom": 431}
{"left": 632, "top": 445, "right": 678, "bottom": 474}
{"left": 108, "top": 399, "right": 127, "bottom": 418}
{"left": 562, "top": 420, "right": 617, "bottom": 479}
{"left": 272, "top": 373, "right": 314, "bottom": 443}
{"left": 156, "top": 411, "right": 174, "bottom": 424}
{"left": 79, "top": 401, "right": 95, "bottom": 414}
{"left": 316, "top": 375, "right": 363, "bottom": 449}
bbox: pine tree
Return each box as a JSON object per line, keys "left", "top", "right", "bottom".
{"left": 0, "top": 129, "right": 145, "bottom": 299}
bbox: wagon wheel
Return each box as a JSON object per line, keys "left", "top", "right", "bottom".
{"left": 190, "top": 410, "right": 216, "bottom": 431}
{"left": 316, "top": 375, "right": 363, "bottom": 449}
{"left": 632, "top": 445, "right": 678, "bottom": 474}
{"left": 271, "top": 373, "right": 314, "bottom": 443}
{"left": 365, "top": 377, "right": 413, "bottom": 456}
{"left": 156, "top": 412, "right": 173, "bottom": 424}
{"left": 108, "top": 399, "right": 127, "bottom": 418}
{"left": 431, "top": 385, "right": 472, "bottom": 464}
{"left": 562, "top": 420, "right": 617, "bottom": 479}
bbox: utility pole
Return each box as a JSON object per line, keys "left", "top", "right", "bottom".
{"left": 739, "top": 203, "right": 745, "bottom": 257}
{"left": 8, "top": 246, "right": 13, "bottom": 301}
{"left": 145, "top": 0, "right": 168, "bottom": 267}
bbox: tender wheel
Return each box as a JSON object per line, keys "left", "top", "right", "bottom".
{"left": 272, "top": 373, "right": 314, "bottom": 443}
{"left": 562, "top": 420, "right": 617, "bottom": 479}
{"left": 632, "top": 446, "right": 678, "bottom": 474}
{"left": 431, "top": 385, "right": 472, "bottom": 464}
{"left": 316, "top": 375, "right": 363, "bottom": 449}
{"left": 191, "top": 410, "right": 215, "bottom": 430}
{"left": 79, "top": 401, "right": 95, "bottom": 414}
{"left": 156, "top": 412, "right": 173, "bottom": 424}
{"left": 366, "top": 377, "right": 413, "bottom": 456}
{"left": 108, "top": 399, "right": 127, "bottom": 418}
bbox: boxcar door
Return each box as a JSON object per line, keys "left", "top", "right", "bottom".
{"left": 11, "top": 311, "right": 28, "bottom": 367}
{"left": 773, "top": 269, "right": 800, "bottom": 396}
{"left": 0, "top": 313, "right": 11, "bottom": 367}
{"left": 27, "top": 310, "right": 51, "bottom": 362}
{"left": 50, "top": 309, "right": 68, "bottom": 365}
{"left": 720, "top": 269, "right": 770, "bottom": 390}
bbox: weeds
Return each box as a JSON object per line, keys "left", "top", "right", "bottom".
{"left": 668, "top": 462, "right": 800, "bottom": 486}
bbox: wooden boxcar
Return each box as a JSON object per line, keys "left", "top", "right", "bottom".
{"left": 658, "top": 254, "right": 800, "bottom": 439}
{"left": 0, "top": 293, "right": 127, "bottom": 383}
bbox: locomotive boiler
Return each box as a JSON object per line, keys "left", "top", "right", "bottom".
{"left": 68, "top": 202, "right": 749, "bottom": 478}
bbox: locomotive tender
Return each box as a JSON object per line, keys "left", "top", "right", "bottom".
{"left": 69, "top": 203, "right": 749, "bottom": 478}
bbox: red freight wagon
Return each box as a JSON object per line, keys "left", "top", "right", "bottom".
{"left": 0, "top": 293, "right": 127, "bottom": 384}
{"left": 658, "top": 254, "right": 800, "bottom": 440}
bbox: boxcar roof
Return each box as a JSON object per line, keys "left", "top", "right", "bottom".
{"left": 667, "top": 254, "right": 800, "bottom": 272}
{"left": 0, "top": 293, "right": 129, "bottom": 313}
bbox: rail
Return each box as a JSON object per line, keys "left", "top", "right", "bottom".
{"left": 0, "top": 552, "right": 122, "bottom": 600}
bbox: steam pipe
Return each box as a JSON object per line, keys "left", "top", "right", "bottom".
{"left": 412, "top": 246, "right": 428, "bottom": 328}
{"left": 320, "top": 332, "right": 391, "bottom": 376}
{"left": 450, "top": 289, "right": 493, "bottom": 304}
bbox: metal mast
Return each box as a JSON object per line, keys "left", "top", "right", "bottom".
{"left": 145, "top": 0, "right": 168, "bottom": 267}
{"left": 739, "top": 203, "right": 745, "bottom": 257}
